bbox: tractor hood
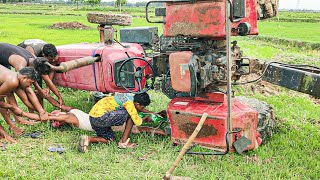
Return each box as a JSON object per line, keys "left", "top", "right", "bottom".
{"left": 54, "top": 42, "right": 147, "bottom": 93}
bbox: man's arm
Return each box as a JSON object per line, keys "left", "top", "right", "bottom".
{"left": 49, "top": 71, "right": 55, "bottom": 81}
{"left": 123, "top": 101, "right": 143, "bottom": 126}
{"left": 20, "top": 111, "right": 41, "bottom": 121}
{"left": 24, "top": 87, "right": 47, "bottom": 117}
{"left": 35, "top": 86, "right": 74, "bottom": 111}
{"left": 41, "top": 71, "right": 55, "bottom": 95}
{"left": 143, "top": 109, "right": 167, "bottom": 118}
{"left": 41, "top": 74, "right": 64, "bottom": 105}
{"left": 0, "top": 101, "right": 23, "bottom": 116}
{"left": 14, "top": 89, "right": 35, "bottom": 110}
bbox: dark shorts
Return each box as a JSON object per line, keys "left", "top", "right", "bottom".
{"left": 2, "top": 64, "right": 11, "bottom": 69}
{"left": 89, "top": 109, "right": 129, "bottom": 140}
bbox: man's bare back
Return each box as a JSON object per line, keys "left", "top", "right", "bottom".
{"left": 0, "top": 65, "right": 19, "bottom": 96}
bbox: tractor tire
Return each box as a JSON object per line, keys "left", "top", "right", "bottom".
{"left": 257, "top": 0, "right": 279, "bottom": 19}
{"left": 236, "top": 96, "right": 274, "bottom": 143}
{"left": 87, "top": 12, "right": 132, "bottom": 26}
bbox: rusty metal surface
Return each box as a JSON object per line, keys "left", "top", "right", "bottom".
{"left": 263, "top": 63, "right": 320, "bottom": 98}
{"left": 173, "top": 113, "right": 218, "bottom": 138}
{"left": 168, "top": 97, "right": 260, "bottom": 151}
{"left": 163, "top": 0, "right": 258, "bottom": 38}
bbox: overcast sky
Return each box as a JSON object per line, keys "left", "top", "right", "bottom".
{"left": 279, "top": 0, "right": 319, "bottom": 10}
{"left": 124, "top": 0, "right": 319, "bottom": 10}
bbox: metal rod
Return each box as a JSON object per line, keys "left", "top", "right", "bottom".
{"left": 226, "top": 0, "right": 233, "bottom": 149}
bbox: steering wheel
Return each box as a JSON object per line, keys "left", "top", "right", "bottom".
{"left": 118, "top": 57, "right": 155, "bottom": 94}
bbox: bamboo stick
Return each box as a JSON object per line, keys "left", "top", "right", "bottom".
{"left": 163, "top": 113, "right": 208, "bottom": 180}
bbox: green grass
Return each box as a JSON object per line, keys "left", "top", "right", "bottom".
{"left": 0, "top": 4, "right": 319, "bottom": 179}
{"left": 258, "top": 21, "right": 320, "bottom": 43}
{"left": 0, "top": 14, "right": 162, "bottom": 45}
{"left": 277, "top": 11, "right": 320, "bottom": 20}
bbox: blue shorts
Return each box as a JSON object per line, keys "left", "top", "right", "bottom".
{"left": 89, "top": 109, "right": 129, "bottom": 140}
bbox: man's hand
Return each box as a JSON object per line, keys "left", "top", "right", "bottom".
{"left": 157, "top": 110, "right": 167, "bottom": 118}
{"left": 39, "top": 112, "right": 49, "bottom": 121}
{"left": 43, "top": 88, "right": 50, "bottom": 97}
{"left": 142, "top": 115, "right": 152, "bottom": 123}
{"left": 58, "top": 97, "right": 64, "bottom": 109}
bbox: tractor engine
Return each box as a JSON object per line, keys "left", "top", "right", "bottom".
{"left": 141, "top": 0, "right": 264, "bottom": 99}
{"left": 156, "top": 36, "right": 261, "bottom": 99}
{"left": 141, "top": 0, "right": 276, "bottom": 153}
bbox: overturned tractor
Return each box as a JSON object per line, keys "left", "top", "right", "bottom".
{"left": 51, "top": 0, "right": 319, "bottom": 154}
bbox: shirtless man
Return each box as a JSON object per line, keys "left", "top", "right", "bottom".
{"left": 0, "top": 43, "right": 51, "bottom": 133}
{"left": 0, "top": 66, "right": 39, "bottom": 145}
{"left": 17, "top": 39, "right": 58, "bottom": 63}
{"left": 18, "top": 39, "right": 60, "bottom": 105}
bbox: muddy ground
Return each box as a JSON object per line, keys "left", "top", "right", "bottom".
{"left": 240, "top": 74, "right": 319, "bottom": 104}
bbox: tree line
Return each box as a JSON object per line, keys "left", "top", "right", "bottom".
{"left": 0, "top": 0, "right": 163, "bottom": 8}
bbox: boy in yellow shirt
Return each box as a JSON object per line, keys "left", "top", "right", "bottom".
{"left": 78, "top": 92, "right": 152, "bottom": 152}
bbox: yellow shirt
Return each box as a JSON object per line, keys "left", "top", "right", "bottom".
{"left": 89, "top": 94, "right": 142, "bottom": 126}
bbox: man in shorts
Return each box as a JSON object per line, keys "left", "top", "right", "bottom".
{"left": 18, "top": 92, "right": 166, "bottom": 152}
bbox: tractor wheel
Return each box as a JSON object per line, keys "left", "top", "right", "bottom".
{"left": 235, "top": 96, "right": 274, "bottom": 143}
{"left": 87, "top": 12, "right": 132, "bottom": 26}
{"left": 257, "top": 0, "right": 279, "bottom": 19}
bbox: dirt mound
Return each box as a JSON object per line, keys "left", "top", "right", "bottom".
{"left": 239, "top": 74, "right": 281, "bottom": 96}
{"left": 48, "top": 22, "right": 91, "bottom": 30}
{"left": 239, "top": 74, "right": 320, "bottom": 104}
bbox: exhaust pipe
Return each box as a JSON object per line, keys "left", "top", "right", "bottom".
{"left": 46, "top": 56, "right": 101, "bottom": 72}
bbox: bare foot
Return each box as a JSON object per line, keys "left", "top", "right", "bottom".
{"left": 15, "top": 117, "right": 39, "bottom": 125}
{"left": 0, "top": 134, "right": 17, "bottom": 144}
{"left": 10, "top": 126, "right": 24, "bottom": 136}
{"left": 0, "top": 142, "right": 5, "bottom": 151}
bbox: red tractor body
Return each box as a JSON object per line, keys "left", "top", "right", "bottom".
{"left": 54, "top": 42, "right": 152, "bottom": 93}
{"left": 168, "top": 95, "right": 261, "bottom": 151}
{"left": 163, "top": 0, "right": 258, "bottom": 38}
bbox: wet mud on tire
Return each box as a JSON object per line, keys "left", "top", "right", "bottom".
{"left": 87, "top": 12, "right": 132, "bottom": 26}
{"left": 236, "top": 96, "right": 275, "bottom": 143}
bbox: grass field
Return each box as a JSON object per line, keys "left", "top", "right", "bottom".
{"left": 258, "top": 21, "right": 320, "bottom": 43}
{"left": 0, "top": 4, "right": 319, "bottom": 179}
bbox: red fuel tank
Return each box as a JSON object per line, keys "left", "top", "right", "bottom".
{"left": 54, "top": 42, "right": 151, "bottom": 93}
{"left": 167, "top": 95, "right": 261, "bottom": 152}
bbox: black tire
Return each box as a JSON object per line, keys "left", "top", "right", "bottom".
{"left": 87, "top": 12, "right": 132, "bottom": 26}
{"left": 235, "top": 96, "right": 274, "bottom": 143}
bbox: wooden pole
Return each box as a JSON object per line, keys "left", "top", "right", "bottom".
{"left": 163, "top": 113, "right": 208, "bottom": 180}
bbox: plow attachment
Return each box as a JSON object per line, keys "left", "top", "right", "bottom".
{"left": 263, "top": 63, "right": 320, "bottom": 98}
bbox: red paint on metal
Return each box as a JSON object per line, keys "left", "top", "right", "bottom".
{"left": 169, "top": 51, "right": 193, "bottom": 92}
{"left": 164, "top": 0, "right": 258, "bottom": 38}
{"left": 168, "top": 96, "right": 260, "bottom": 151}
{"left": 54, "top": 42, "right": 150, "bottom": 93}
